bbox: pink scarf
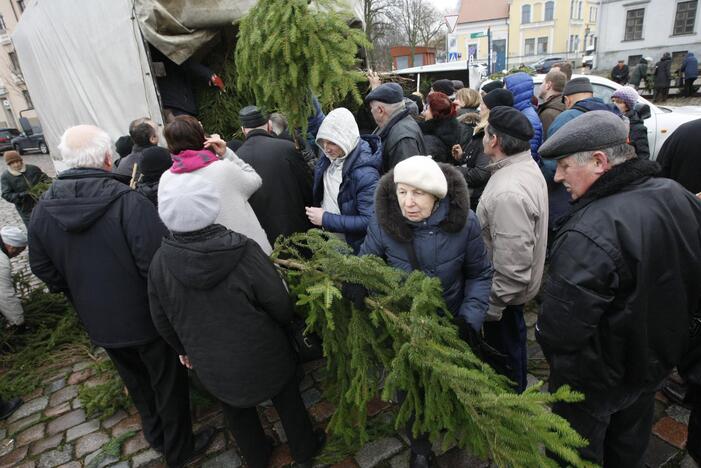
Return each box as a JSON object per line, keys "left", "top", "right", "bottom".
{"left": 170, "top": 149, "right": 219, "bottom": 174}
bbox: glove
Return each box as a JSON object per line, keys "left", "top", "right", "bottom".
{"left": 341, "top": 282, "right": 369, "bottom": 310}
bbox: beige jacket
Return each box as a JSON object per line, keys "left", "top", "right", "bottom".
{"left": 476, "top": 151, "right": 548, "bottom": 320}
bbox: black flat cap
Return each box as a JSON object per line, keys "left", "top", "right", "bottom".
{"left": 364, "top": 83, "right": 404, "bottom": 105}
{"left": 562, "top": 77, "right": 593, "bottom": 96}
{"left": 539, "top": 110, "right": 628, "bottom": 159}
{"left": 452, "top": 80, "right": 465, "bottom": 90}
{"left": 432, "top": 79, "right": 455, "bottom": 95}
{"left": 488, "top": 106, "right": 534, "bottom": 141}
{"left": 239, "top": 105, "right": 269, "bottom": 128}
{"left": 140, "top": 146, "right": 173, "bottom": 179}
{"left": 481, "top": 80, "right": 504, "bottom": 94}
{"left": 483, "top": 88, "right": 514, "bottom": 109}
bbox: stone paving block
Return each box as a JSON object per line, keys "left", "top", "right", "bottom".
{"left": 331, "top": 458, "right": 359, "bottom": 468}
{"left": 75, "top": 432, "right": 110, "bottom": 458}
{"left": 680, "top": 454, "right": 700, "bottom": 468}
{"left": 14, "top": 461, "right": 36, "bottom": 468}
{"left": 205, "top": 432, "right": 227, "bottom": 455}
{"left": 16, "top": 423, "right": 45, "bottom": 447}
{"left": 37, "top": 444, "right": 72, "bottom": 468}
{"left": 302, "top": 388, "right": 322, "bottom": 408}
{"left": 8, "top": 396, "right": 49, "bottom": 422}
{"left": 42, "top": 367, "right": 73, "bottom": 385}
{"left": 66, "top": 418, "right": 100, "bottom": 442}
{"left": 110, "top": 413, "right": 142, "bottom": 437}
{"left": 46, "top": 409, "right": 86, "bottom": 436}
{"left": 367, "top": 398, "right": 390, "bottom": 417}
{"left": 45, "top": 402, "right": 72, "bottom": 418}
{"left": 23, "top": 388, "right": 44, "bottom": 401}
{"left": 202, "top": 449, "right": 243, "bottom": 468}
{"left": 0, "top": 445, "right": 28, "bottom": 468}
{"left": 312, "top": 367, "right": 327, "bottom": 382}
{"left": 72, "top": 361, "right": 92, "bottom": 372}
{"left": 56, "top": 463, "right": 81, "bottom": 468}
{"left": 123, "top": 432, "right": 150, "bottom": 457}
{"left": 84, "top": 450, "right": 118, "bottom": 468}
{"left": 67, "top": 369, "right": 92, "bottom": 386}
{"left": 666, "top": 405, "right": 692, "bottom": 426}
{"left": 268, "top": 444, "right": 293, "bottom": 468}
{"left": 101, "top": 410, "right": 127, "bottom": 429}
{"left": 302, "top": 359, "right": 325, "bottom": 374}
{"left": 389, "top": 448, "right": 410, "bottom": 468}
{"left": 0, "top": 429, "right": 5, "bottom": 441}
{"left": 29, "top": 434, "right": 63, "bottom": 457}
{"left": 299, "top": 375, "right": 314, "bottom": 391}
{"left": 131, "top": 448, "right": 161, "bottom": 467}
{"left": 309, "top": 401, "right": 336, "bottom": 423}
{"left": 264, "top": 406, "right": 280, "bottom": 423}
{"left": 436, "top": 447, "right": 489, "bottom": 468}
{"left": 355, "top": 437, "right": 404, "bottom": 468}
{"left": 652, "top": 416, "right": 688, "bottom": 449}
{"left": 8, "top": 412, "right": 42, "bottom": 435}
{"left": 106, "top": 463, "right": 130, "bottom": 468}
{"left": 46, "top": 379, "right": 66, "bottom": 394}
{"left": 644, "top": 435, "right": 680, "bottom": 467}
{"left": 273, "top": 421, "right": 287, "bottom": 443}
{"left": 0, "top": 439, "right": 15, "bottom": 458}
{"left": 71, "top": 398, "right": 82, "bottom": 410}
{"left": 48, "top": 386, "right": 78, "bottom": 408}
{"left": 526, "top": 373, "right": 540, "bottom": 389}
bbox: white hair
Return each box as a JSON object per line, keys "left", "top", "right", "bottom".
{"left": 58, "top": 125, "right": 113, "bottom": 169}
{"left": 571, "top": 143, "right": 635, "bottom": 167}
{"left": 379, "top": 100, "right": 405, "bottom": 115}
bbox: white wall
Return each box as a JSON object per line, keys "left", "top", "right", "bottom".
{"left": 597, "top": 0, "right": 701, "bottom": 69}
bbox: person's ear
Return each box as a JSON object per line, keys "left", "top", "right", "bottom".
{"left": 103, "top": 151, "right": 113, "bottom": 170}
{"left": 592, "top": 151, "right": 610, "bottom": 173}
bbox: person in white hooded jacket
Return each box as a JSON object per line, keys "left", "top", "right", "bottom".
{"left": 305, "top": 108, "right": 383, "bottom": 253}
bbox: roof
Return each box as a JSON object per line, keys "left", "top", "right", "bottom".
{"left": 392, "top": 60, "right": 481, "bottom": 75}
{"left": 457, "top": 0, "right": 509, "bottom": 24}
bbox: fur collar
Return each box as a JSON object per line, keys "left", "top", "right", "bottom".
{"left": 375, "top": 162, "right": 470, "bottom": 242}
{"left": 573, "top": 158, "right": 660, "bottom": 210}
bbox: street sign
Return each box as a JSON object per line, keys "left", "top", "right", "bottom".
{"left": 445, "top": 15, "right": 459, "bottom": 33}
{"left": 470, "top": 32, "right": 486, "bottom": 38}
{"left": 448, "top": 52, "right": 460, "bottom": 62}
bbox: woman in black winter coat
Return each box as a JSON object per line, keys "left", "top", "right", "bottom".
{"left": 418, "top": 92, "right": 470, "bottom": 164}
{"left": 148, "top": 173, "right": 322, "bottom": 468}
{"left": 653, "top": 53, "right": 672, "bottom": 102}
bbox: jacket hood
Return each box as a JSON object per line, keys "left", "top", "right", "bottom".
{"left": 504, "top": 72, "right": 535, "bottom": 112}
{"left": 40, "top": 168, "right": 131, "bottom": 233}
{"left": 375, "top": 163, "right": 469, "bottom": 242}
{"left": 419, "top": 118, "right": 462, "bottom": 151}
{"left": 346, "top": 135, "right": 382, "bottom": 174}
{"left": 160, "top": 226, "right": 248, "bottom": 289}
{"left": 574, "top": 97, "right": 621, "bottom": 115}
{"left": 316, "top": 107, "right": 360, "bottom": 157}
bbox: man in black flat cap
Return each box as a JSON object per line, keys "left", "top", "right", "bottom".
{"left": 365, "top": 83, "right": 426, "bottom": 173}
{"left": 476, "top": 106, "right": 548, "bottom": 394}
{"left": 431, "top": 79, "right": 455, "bottom": 98}
{"left": 536, "top": 110, "right": 701, "bottom": 467}
{"left": 235, "top": 105, "right": 313, "bottom": 245}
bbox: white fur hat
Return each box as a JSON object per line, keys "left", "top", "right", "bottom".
{"left": 0, "top": 226, "right": 27, "bottom": 247}
{"left": 393, "top": 155, "right": 447, "bottom": 199}
{"left": 158, "top": 173, "right": 221, "bottom": 232}
{"left": 316, "top": 107, "right": 360, "bottom": 157}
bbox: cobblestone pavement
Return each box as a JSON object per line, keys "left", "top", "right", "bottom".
{"left": 0, "top": 153, "right": 697, "bottom": 467}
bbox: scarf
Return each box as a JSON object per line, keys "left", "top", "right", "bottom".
{"left": 8, "top": 164, "right": 26, "bottom": 177}
{"left": 170, "top": 149, "right": 219, "bottom": 174}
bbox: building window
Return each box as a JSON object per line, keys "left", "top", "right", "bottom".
{"left": 467, "top": 43, "right": 477, "bottom": 59}
{"left": 544, "top": 1, "right": 554, "bottom": 21}
{"left": 537, "top": 37, "right": 548, "bottom": 54}
{"left": 522, "top": 4, "right": 531, "bottom": 24}
{"left": 396, "top": 56, "right": 409, "bottom": 69}
{"left": 22, "top": 90, "right": 32, "bottom": 108}
{"left": 624, "top": 8, "right": 645, "bottom": 41}
{"left": 674, "top": 1, "right": 697, "bottom": 35}
{"left": 590, "top": 6, "right": 597, "bottom": 22}
{"left": 524, "top": 38, "right": 535, "bottom": 56}
{"left": 8, "top": 52, "right": 20, "bottom": 73}
{"left": 568, "top": 35, "right": 580, "bottom": 52}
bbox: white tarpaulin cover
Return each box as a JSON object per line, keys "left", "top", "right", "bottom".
{"left": 12, "top": 0, "right": 163, "bottom": 161}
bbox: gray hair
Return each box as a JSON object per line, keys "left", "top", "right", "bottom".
{"left": 269, "top": 113, "right": 288, "bottom": 136}
{"left": 571, "top": 143, "right": 635, "bottom": 166}
{"left": 374, "top": 100, "right": 405, "bottom": 115}
{"left": 58, "top": 125, "right": 113, "bottom": 169}
{"left": 485, "top": 125, "right": 531, "bottom": 156}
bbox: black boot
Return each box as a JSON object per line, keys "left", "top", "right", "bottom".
{"left": 0, "top": 398, "right": 22, "bottom": 420}
{"left": 293, "top": 430, "right": 327, "bottom": 468}
{"left": 172, "top": 426, "right": 216, "bottom": 467}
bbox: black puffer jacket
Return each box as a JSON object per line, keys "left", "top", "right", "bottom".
{"left": 418, "top": 117, "right": 470, "bottom": 164}
{"left": 537, "top": 159, "right": 701, "bottom": 392}
{"left": 136, "top": 180, "right": 159, "bottom": 207}
{"left": 28, "top": 168, "right": 166, "bottom": 347}
{"left": 1, "top": 165, "right": 51, "bottom": 216}
{"left": 626, "top": 109, "right": 650, "bottom": 160}
{"left": 654, "top": 56, "right": 672, "bottom": 88}
{"left": 148, "top": 225, "right": 296, "bottom": 407}
{"left": 455, "top": 128, "right": 490, "bottom": 210}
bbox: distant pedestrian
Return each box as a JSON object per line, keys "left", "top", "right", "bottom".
{"left": 653, "top": 52, "right": 673, "bottom": 102}
{"left": 680, "top": 52, "right": 699, "bottom": 97}
{"left": 1, "top": 151, "right": 51, "bottom": 227}
{"left": 611, "top": 60, "right": 629, "bottom": 84}
{"left": 113, "top": 117, "right": 159, "bottom": 180}
{"left": 0, "top": 226, "right": 27, "bottom": 327}
{"left": 629, "top": 58, "right": 648, "bottom": 90}
{"left": 135, "top": 146, "right": 172, "bottom": 207}
{"left": 611, "top": 86, "right": 650, "bottom": 159}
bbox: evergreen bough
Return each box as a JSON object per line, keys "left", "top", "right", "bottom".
{"left": 235, "top": 0, "right": 369, "bottom": 136}
{"left": 273, "top": 230, "right": 597, "bottom": 468}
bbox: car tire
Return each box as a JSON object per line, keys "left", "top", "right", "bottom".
{"left": 39, "top": 142, "right": 48, "bottom": 154}
{"left": 13, "top": 144, "right": 24, "bottom": 155}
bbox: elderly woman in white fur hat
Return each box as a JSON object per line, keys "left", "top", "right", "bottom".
{"left": 305, "top": 107, "right": 382, "bottom": 253}
{"left": 355, "top": 155, "right": 493, "bottom": 466}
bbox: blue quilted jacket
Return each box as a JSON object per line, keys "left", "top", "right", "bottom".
{"left": 504, "top": 72, "right": 543, "bottom": 162}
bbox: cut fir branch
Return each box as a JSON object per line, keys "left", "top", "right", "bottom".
{"left": 272, "top": 230, "right": 597, "bottom": 468}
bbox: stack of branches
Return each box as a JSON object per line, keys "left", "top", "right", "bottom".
{"left": 273, "top": 230, "right": 595, "bottom": 467}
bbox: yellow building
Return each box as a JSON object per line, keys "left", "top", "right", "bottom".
{"left": 507, "top": 0, "right": 600, "bottom": 67}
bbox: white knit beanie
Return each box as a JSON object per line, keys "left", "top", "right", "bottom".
{"left": 158, "top": 173, "right": 221, "bottom": 232}
{"left": 0, "top": 226, "right": 27, "bottom": 247}
{"left": 393, "top": 156, "right": 447, "bottom": 199}
{"left": 315, "top": 107, "right": 360, "bottom": 157}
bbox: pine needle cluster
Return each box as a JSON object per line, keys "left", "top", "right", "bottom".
{"left": 273, "top": 230, "right": 597, "bottom": 468}
{"left": 235, "top": 0, "right": 369, "bottom": 136}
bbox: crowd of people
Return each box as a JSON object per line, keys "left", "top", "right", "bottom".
{"left": 612, "top": 51, "right": 699, "bottom": 101}
{"left": 0, "top": 63, "right": 699, "bottom": 468}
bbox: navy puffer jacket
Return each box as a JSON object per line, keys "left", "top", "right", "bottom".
{"left": 359, "top": 163, "right": 493, "bottom": 331}
{"left": 313, "top": 135, "right": 382, "bottom": 253}
{"left": 504, "top": 72, "right": 543, "bottom": 161}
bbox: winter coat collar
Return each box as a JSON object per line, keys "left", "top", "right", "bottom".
{"left": 377, "top": 108, "right": 411, "bottom": 141}
{"left": 245, "top": 128, "right": 276, "bottom": 141}
{"left": 539, "top": 94, "right": 565, "bottom": 110}
{"left": 374, "top": 162, "right": 469, "bottom": 242}
{"left": 7, "top": 164, "right": 25, "bottom": 176}
{"left": 171, "top": 223, "right": 229, "bottom": 243}
{"left": 170, "top": 149, "right": 219, "bottom": 174}
{"left": 486, "top": 150, "right": 531, "bottom": 173}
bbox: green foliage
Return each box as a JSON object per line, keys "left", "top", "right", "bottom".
{"left": 0, "top": 287, "right": 91, "bottom": 399}
{"left": 86, "top": 430, "right": 136, "bottom": 468}
{"left": 235, "top": 0, "right": 369, "bottom": 136}
{"left": 27, "top": 180, "right": 51, "bottom": 202}
{"left": 316, "top": 412, "right": 396, "bottom": 464}
{"left": 273, "top": 230, "right": 596, "bottom": 468}
{"left": 78, "top": 358, "right": 129, "bottom": 419}
{"left": 490, "top": 65, "right": 537, "bottom": 80}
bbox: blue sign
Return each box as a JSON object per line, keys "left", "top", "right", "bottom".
{"left": 448, "top": 52, "right": 460, "bottom": 62}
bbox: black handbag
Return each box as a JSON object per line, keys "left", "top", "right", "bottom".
{"left": 288, "top": 318, "right": 324, "bottom": 363}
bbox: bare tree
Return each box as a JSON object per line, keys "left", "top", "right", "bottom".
{"left": 384, "top": 0, "right": 445, "bottom": 67}
{"left": 362, "top": 0, "right": 392, "bottom": 69}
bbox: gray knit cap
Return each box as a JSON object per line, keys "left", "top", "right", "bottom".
{"left": 539, "top": 110, "right": 628, "bottom": 160}
{"left": 562, "top": 77, "right": 593, "bottom": 96}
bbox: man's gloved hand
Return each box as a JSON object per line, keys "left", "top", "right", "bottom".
{"left": 341, "top": 282, "right": 369, "bottom": 310}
